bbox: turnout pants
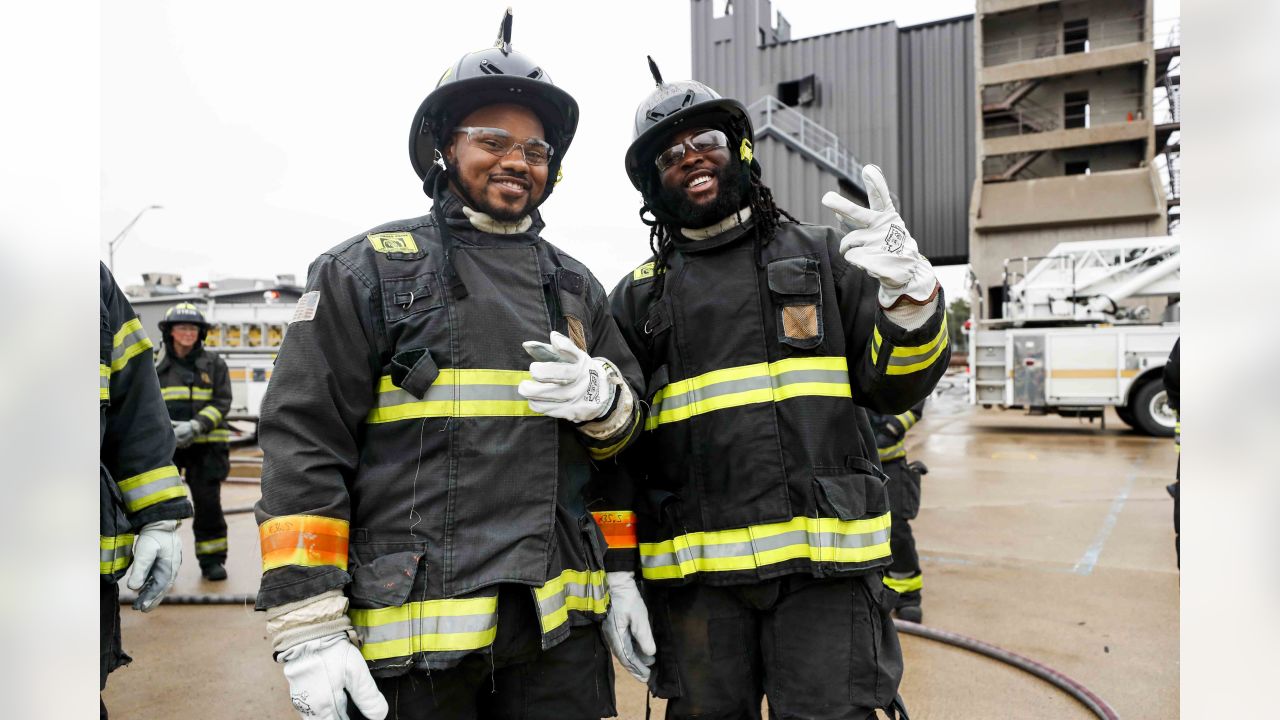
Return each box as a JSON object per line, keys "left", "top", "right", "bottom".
{"left": 101, "top": 580, "right": 130, "bottom": 718}
{"left": 174, "top": 446, "right": 229, "bottom": 566}
{"left": 646, "top": 573, "right": 906, "bottom": 720}
{"left": 882, "top": 459, "right": 922, "bottom": 608}
{"left": 352, "top": 584, "right": 616, "bottom": 720}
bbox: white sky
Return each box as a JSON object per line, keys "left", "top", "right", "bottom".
{"left": 102, "top": 0, "right": 1178, "bottom": 298}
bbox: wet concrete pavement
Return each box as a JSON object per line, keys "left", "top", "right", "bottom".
{"left": 104, "top": 377, "right": 1179, "bottom": 718}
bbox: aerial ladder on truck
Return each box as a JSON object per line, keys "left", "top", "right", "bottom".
{"left": 968, "top": 237, "right": 1180, "bottom": 436}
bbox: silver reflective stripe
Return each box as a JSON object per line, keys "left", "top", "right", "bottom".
{"left": 536, "top": 579, "right": 608, "bottom": 618}
{"left": 112, "top": 326, "right": 149, "bottom": 363}
{"left": 654, "top": 369, "right": 848, "bottom": 415}
{"left": 196, "top": 538, "right": 228, "bottom": 554}
{"left": 120, "top": 471, "right": 184, "bottom": 509}
{"left": 355, "top": 609, "right": 497, "bottom": 646}
{"left": 887, "top": 346, "right": 940, "bottom": 367}
{"left": 375, "top": 383, "right": 525, "bottom": 408}
{"left": 640, "top": 524, "right": 892, "bottom": 572}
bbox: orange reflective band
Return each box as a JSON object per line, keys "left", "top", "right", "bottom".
{"left": 259, "top": 515, "right": 350, "bottom": 572}
{"left": 592, "top": 511, "right": 638, "bottom": 550}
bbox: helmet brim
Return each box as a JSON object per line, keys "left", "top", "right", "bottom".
{"left": 410, "top": 75, "right": 580, "bottom": 181}
{"left": 623, "top": 97, "right": 751, "bottom": 194}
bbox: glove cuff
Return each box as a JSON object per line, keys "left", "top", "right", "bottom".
{"left": 578, "top": 364, "right": 632, "bottom": 440}
{"left": 266, "top": 589, "right": 354, "bottom": 656}
{"left": 882, "top": 294, "right": 939, "bottom": 331}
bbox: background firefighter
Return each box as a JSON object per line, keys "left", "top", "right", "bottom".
{"left": 100, "top": 263, "right": 193, "bottom": 718}
{"left": 607, "top": 61, "right": 949, "bottom": 720}
{"left": 868, "top": 399, "right": 928, "bottom": 622}
{"left": 253, "top": 11, "right": 652, "bottom": 720}
{"left": 156, "top": 302, "right": 233, "bottom": 580}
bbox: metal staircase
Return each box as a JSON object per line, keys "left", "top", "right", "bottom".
{"left": 747, "top": 96, "right": 866, "bottom": 195}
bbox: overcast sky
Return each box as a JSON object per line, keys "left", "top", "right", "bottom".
{"left": 102, "top": 0, "right": 1179, "bottom": 297}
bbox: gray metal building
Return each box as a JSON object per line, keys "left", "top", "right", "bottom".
{"left": 690, "top": 0, "right": 975, "bottom": 265}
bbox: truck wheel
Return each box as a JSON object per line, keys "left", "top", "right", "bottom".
{"left": 1115, "top": 402, "right": 1138, "bottom": 429}
{"left": 1131, "top": 381, "right": 1176, "bottom": 437}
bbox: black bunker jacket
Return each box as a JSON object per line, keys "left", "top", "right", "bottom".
{"left": 255, "top": 192, "right": 645, "bottom": 674}
{"left": 609, "top": 218, "right": 949, "bottom": 586}
{"left": 156, "top": 342, "right": 233, "bottom": 447}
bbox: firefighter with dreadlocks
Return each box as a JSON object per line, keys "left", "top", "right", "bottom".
{"left": 606, "top": 60, "right": 949, "bottom": 719}
{"left": 254, "top": 11, "right": 650, "bottom": 720}
{"left": 156, "top": 302, "right": 233, "bottom": 581}
{"left": 868, "top": 399, "right": 929, "bottom": 623}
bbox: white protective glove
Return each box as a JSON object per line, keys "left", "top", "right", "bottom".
{"left": 822, "top": 165, "right": 939, "bottom": 309}
{"left": 126, "top": 519, "right": 183, "bottom": 612}
{"left": 602, "top": 571, "right": 656, "bottom": 683}
{"left": 278, "top": 633, "right": 388, "bottom": 720}
{"left": 172, "top": 419, "right": 201, "bottom": 448}
{"left": 518, "top": 331, "right": 620, "bottom": 423}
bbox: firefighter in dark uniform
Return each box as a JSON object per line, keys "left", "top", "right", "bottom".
{"left": 254, "top": 12, "right": 651, "bottom": 720}
{"left": 608, "top": 63, "right": 949, "bottom": 720}
{"left": 869, "top": 399, "right": 928, "bottom": 622}
{"left": 156, "top": 302, "right": 234, "bottom": 580}
{"left": 100, "top": 263, "right": 193, "bottom": 717}
{"left": 1164, "top": 339, "right": 1179, "bottom": 565}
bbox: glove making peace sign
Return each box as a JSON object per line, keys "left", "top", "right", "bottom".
{"left": 822, "top": 164, "right": 939, "bottom": 309}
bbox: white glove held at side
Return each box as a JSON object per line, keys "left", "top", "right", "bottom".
{"left": 278, "top": 633, "right": 388, "bottom": 720}
{"left": 173, "top": 419, "right": 199, "bottom": 448}
{"left": 602, "top": 571, "right": 657, "bottom": 683}
{"left": 822, "top": 164, "right": 939, "bottom": 309}
{"left": 518, "top": 331, "right": 620, "bottom": 423}
{"left": 127, "top": 519, "right": 183, "bottom": 612}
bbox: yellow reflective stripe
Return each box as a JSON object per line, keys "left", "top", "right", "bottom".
{"left": 196, "top": 537, "right": 228, "bottom": 554}
{"left": 99, "top": 534, "right": 135, "bottom": 574}
{"left": 161, "top": 387, "right": 191, "bottom": 400}
{"left": 587, "top": 406, "right": 641, "bottom": 460}
{"left": 192, "top": 429, "right": 232, "bottom": 443}
{"left": 111, "top": 318, "right": 154, "bottom": 372}
{"left": 876, "top": 316, "right": 949, "bottom": 376}
{"left": 350, "top": 596, "right": 499, "bottom": 660}
{"left": 639, "top": 514, "right": 892, "bottom": 581}
{"left": 646, "top": 357, "right": 851, "bottom": 430}
{"left": 883, "top": 574, "right": 923, "bottom": 594}
{"left": 878, "top": 439, "right": 905, "bottom": 461}
{"left": 118, "top": 465, "right": 187, "bottom": 512}
{"left": 368, "top": 369, "right": 538, "bottom": 423}
{"left": 534, "top": 568, "right": 610, "bottom": 634}
{"left": 100, "top": 364, "right": 111, "bottom": 400}
{"left": 895, "top": 411, "right": 917, "bottom": 431}
{"left": 198, "top": 405, "right": 223, "bottom": 424}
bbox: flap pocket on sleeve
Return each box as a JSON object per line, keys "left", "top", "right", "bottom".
{"left": 766, "top": 257, "right": 820, "bottom": 295}
{"left": 390, "top": 347, "right": 439, "bottom": 400}
{"left": 347, "top": 542, "right": 427, "bottom": 609}
{"left": 382, "top": 273, "right": 443, "bottom": 324}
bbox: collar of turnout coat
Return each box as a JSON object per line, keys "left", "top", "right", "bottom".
{"left": 434, "top": 189, "right": 547, "bottom": 245}
{"left": 670, "top": 209, "right": 757, "bottom": 254}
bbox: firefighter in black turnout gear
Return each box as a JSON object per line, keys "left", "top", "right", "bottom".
{"left": 156, "top": 302, "right": 233, "bottom": 580}
{"left": 254, "top": 12, "right": 650, "bottom": 720}
{"left": 608, "top": 61, "right": 950, "bottom": 720}
{"left": 100, "top": 264, "right": 193, "bottom": 717}
{"left": 869, "top": 399, "right": 928, "bottom": 622}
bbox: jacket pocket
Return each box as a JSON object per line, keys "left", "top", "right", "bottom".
{"left": 555, "top": 268, "right": 591, "bottom": 351}
{"left": 766, "top": 256, "right": 824, "bottom": 350}
{"left": 389, "top": 347, "right": 439, "bottom": 400}
{"left": 381, "top": 272, "right": 443, "bottom": 324}
{"left": 814, "top": 457, "right": 890, "bottom": 521}
{"left": 347, "top": 541, "right": 428, "bottom": 609}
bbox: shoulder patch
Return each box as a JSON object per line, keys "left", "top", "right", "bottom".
{"left": 291, "top": 291, "right": 321, "bottom": 323}
{"left": 367, "top": 232, "right": 419, "bottom": 254}
{"left": 632, "top": 261, "right": 666, "bottom": 283}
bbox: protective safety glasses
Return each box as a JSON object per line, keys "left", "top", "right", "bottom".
{"left": 655, "top": 129, "right": 729, "bottom": 173}
{"left": 453, "top": 126, "right": 555, "bottom": 166}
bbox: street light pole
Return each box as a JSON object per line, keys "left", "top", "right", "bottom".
{"left": 107, "top": 204, "right": 164, "bottom": 275}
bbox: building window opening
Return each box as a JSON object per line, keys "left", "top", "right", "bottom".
{"left": 1065, "top": 160, "right": 1091, "bottom": 175}
{"left": 778, "top": 74, "right": 817, "bottom": 107}
{"left": 1064, "top": 90, "right": 1089, "bottom": 129}
{"left": 1064, "top": 19, "right": 1089, "bottom": 54}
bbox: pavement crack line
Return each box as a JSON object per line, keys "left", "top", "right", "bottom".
{"left": 1072, "top": 469, "right": 1139, "bottom": 575}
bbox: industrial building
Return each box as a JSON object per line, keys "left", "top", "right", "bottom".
{"left": 971, "top": 0, "right": 1180, "bottom": 316}
{"left": 690, "top": 0, "right": 975, "bottom": 266}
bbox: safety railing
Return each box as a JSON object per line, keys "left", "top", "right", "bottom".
{"left": 982, "top": 15, "right": 1148, "bottom": 67}
{"left": 748, "top": 96, "right": 863, "bottom": 184}
{"left": 1154, "top": 18, "right": 1180, "bottom": 49}
{"left": 984, "top": 89, "right": 1150, "bottom": 140}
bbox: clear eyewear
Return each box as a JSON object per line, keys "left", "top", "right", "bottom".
{"left": 655, "top": 129, "right": 729, "bottom": 173}
{"left": 453, "top": 126, "right": 555, "bottom": 166}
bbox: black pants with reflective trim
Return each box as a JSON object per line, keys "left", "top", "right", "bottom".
{"left": 174, "top": 445, "right": 229, "bottom": 565}
{"left": 884, "top": 459, "right": 922, "bottom": 608}
{"left": 101, "top": 580, "right": 131, "bottom": 718}
{"left": 646, "top": 573, "right": 904, "bottom": 720}
{"left": 351, "top": 584, "right": 616, "bottom": 720}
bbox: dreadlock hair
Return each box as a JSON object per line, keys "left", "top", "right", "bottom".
{"left": 641, "top": 172, "right": 799, "bottom": 302}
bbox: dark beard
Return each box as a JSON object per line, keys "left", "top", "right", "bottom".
{"left": 657, "top": 160, "right": 746, "bottom": 229}
{"left": 447, "top": 167, "right": 535, "bottom": 221}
